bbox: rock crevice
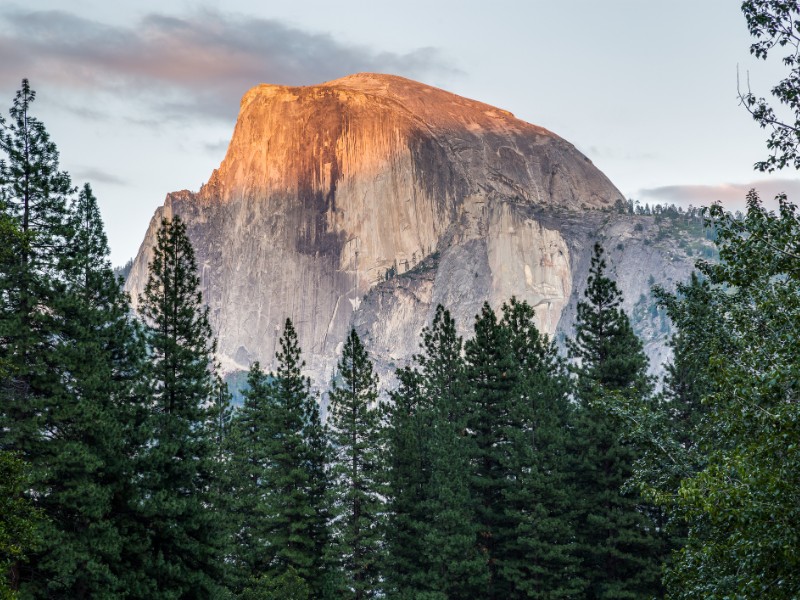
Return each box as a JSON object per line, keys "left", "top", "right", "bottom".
{"left": 126, "top": 73, "right": 690, "bottom": 387}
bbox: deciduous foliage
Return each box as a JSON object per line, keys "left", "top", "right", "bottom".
{"left": 740, "top": 0, "right": 800, "bottom": 171}
{"left": 659, "top": 193, "right": 800, "bottom": 599}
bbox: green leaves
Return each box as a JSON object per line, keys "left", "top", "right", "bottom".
{"left": 660, "top": 193, "right": 800, "bottom": 598}
{"left": 740, "top": 1, "right": 800, "bottom": 171}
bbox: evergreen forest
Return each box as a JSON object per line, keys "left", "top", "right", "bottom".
{"left": 2, "top": 2, "right": 800, "bottom": 598}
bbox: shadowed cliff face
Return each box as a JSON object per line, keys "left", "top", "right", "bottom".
{"left": 126, "top": 73, "right": 664, "bottom": 387}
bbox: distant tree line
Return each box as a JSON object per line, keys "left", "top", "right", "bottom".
{"left": 612, "top": 198, "right": 724, "bottom": 243}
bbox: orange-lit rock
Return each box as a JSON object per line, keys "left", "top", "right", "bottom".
{"left": 126, "top": 73, "right": 696, "bottom": 388}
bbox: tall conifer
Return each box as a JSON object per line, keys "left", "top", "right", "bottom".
{"left": 567, "top": 243, "right": 665, "bottom": 599}
{"left": 228, "top": 362, "right": 275, "bottom": 590}
{"left": 462, "top": 299, "right": 584, "bottom": 599}
{"left": 463, "top": 303, "right": 518, "bottom": 599}
{"left": 229, "top": 320, "right": 329, "bottom": 595}
{"left": 0, "top": 83, "right": 147, "bottom": 598}
{"left": 385, "top": 305, "right": 487, "bottom": 599}
{"left": 265, "top": 319, "right": 328, "bottom": 588}
{"left": 250, "top": 320, "right": 330, "bottom": 593}
{"left": 207, "top": 373, "right": 235, "bottom": 590}
{"left": 136, "top": 216, "right": 223, "bottom": 598}
{"left": 568, "top": 244, "right": 650, "bottom": 397}
{"left": 0, "top": 78, "right": 73, "bottom": 478}
{"left": 499, "top": 298, "right": 584, "bottom": 598}
{"left": 326, "top": 329, "right": 385, "bottom": 600}
{"left": 32, "top": 184, "right": 149, "bottom": 598}
{"left": 385, "top": 353, "right": 429, "bottom": 597}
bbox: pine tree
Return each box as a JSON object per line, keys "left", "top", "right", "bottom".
{"left": 498, "top": 298, "right": 584, "bottom": 598}
{"left": 655, "top": 273, "right": 720, "bottom": 450}
{"left": 209, "top": 374, "right": 234, "bottom": 471}
{"left": 136, "top": 215, "right": 223, "bottom": 599}
{"left": 228, "top": 321, "right": 329, "bottom": 596}
{"left": 624, "top": 273, "right": 724, "bottom": 502}
{"left": 568, "top": 244, "right": 649, "bottom": 398}
{"left": 385, "top": 305, "right": 486, "bottom": 599}
{"left": 239, "top": 567, "right": 311, "bottom": 600}
{"left": 0, "top": 78, "right": 72, "bottom": 315}
{"left": 463, "top": 303, "right": 518, "bottom": 599}
{"left": 207, "top": 373, "right": 235, "bottom": 590}
{"left": 0, "top": 78, "right": 73, "bottom": 476}
{"left": 29, "top": 184, "right": 150, "bottom": 598}
{"left": 460, "top": 299, "right": 584, "bottom": 599}
{"left": 228, "top": 362, "right": 275, "bottom": 591}
{"left": 418, "top": 307, "right": 487, "bottom": 600}
{"left": 302, "top": 365, "right": 331, "bottom": 597}
{"left": 326, "top": 329, "right": 385, "bottom": 600}
{"left": 567, "top": 243, "right": 665, "bottom": 599}
{"left": 384, "top": 353, "right": 430, "bottom": 598}
{"left": 0, "top": 80, "right": 73, "bottom": 459}
{"left": 0, "top": 83, "right": 148, "bottom": 598}
{"left": 263, "top": 319, "right": 330, "bottom": 593}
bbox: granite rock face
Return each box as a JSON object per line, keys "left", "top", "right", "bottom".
{"left": 126, "top": 73, "right": 698, "bottom": 388}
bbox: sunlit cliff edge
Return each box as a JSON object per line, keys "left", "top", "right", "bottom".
{"left": 126, "top": 73, "right": 699, "bottom": 388}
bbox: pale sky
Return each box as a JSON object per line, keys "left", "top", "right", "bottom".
{"left": 1, "top": 0, "right": 795, "bottom": 265}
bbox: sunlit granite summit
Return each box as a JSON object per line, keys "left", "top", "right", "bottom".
{"left": 126, "top": 73, "right": 697, "bottom": 386}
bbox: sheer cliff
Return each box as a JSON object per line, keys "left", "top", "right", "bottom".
{"left": 125, "top": 73, "right": 700, "bottom": 387}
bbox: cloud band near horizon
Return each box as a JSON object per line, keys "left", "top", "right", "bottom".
{"left": 0, "top": 7, "right": 458, "bottom": 122}
{"left": 638, "top": 179, "right": 800, "bottom": 209}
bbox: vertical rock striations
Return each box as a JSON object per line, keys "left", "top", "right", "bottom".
{"left": 126, "top": 73, "right": 694, "bottom": 387}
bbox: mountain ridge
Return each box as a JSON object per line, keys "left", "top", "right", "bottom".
{"left": 125, "top": 73, "right": 696, "bottom": 388}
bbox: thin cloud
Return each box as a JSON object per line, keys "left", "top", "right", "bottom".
{"left": 61, "top": 105, "right": 112, "bottom": 121}
{"left": 72, "top": 167, "right": 127, "bottom": 186}
{"left": 638, "top": 179, "right": 800, "bottom": 209}
{"left": 0, "top": 8, "right": 459, "bottom": 122}
{"left": 583, "top": 145, "right": 658, "bottom": 162}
